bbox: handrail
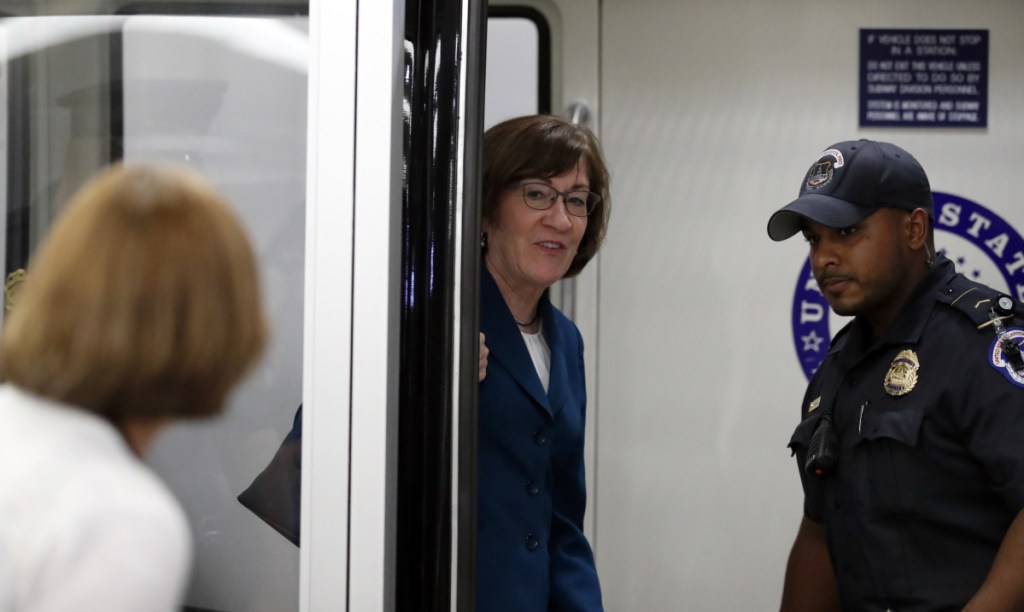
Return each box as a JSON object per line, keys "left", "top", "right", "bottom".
{"left": 566, "top": 101, "right": 590, "bottom": 126}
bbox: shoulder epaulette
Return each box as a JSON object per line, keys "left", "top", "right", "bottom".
{"left": 936, "top": 274, "right": 1023, "bottom": 330}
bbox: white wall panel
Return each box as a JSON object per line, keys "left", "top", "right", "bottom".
{"left": 594, "top": 0, "right": 1024, "bottom": 609}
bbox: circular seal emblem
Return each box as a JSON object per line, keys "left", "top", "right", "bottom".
{"left": 791, "top": 192, "right": 1024, "bottom": 379}
{"left": 805, "top": 161, "right": 834, "bottom": 189}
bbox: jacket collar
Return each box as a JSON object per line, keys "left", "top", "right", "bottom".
{"left": 480, "top": 266, "right": 560, "bottom": 417}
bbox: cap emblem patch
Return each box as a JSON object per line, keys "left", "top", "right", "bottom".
{"left": 806, "top": 161, "right": 833, "bottom": 189}
{"left": 804, "top": 149, "right": 845, "bottom": 191}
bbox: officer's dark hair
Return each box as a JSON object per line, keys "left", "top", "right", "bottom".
{"left": 482, "top": 114, "right": 611, "bottom": 278}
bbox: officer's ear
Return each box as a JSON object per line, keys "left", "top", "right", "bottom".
{"left": 905, "top": 208, "right": 929, "bottom": 250}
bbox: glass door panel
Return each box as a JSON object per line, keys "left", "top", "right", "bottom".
{"left": 0, "top": 9, "right": 307, "bottom": 611}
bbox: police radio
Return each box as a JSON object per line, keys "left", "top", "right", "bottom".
{"left": 804, "top": 406, "right": 838, "bottom": 476}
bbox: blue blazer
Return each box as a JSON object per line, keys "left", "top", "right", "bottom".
{"left": 477, "top": 267, "right": 603, "bottom": 611}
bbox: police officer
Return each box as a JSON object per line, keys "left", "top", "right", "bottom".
{"left": 767, "top": 140, "right": 1024, "bottom": 611}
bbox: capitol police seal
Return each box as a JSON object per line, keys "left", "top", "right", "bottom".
{"left": 990, "top": 329, "right": 1024, "bottom": 387}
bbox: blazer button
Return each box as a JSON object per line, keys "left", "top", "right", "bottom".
{"left": 525, "top": 533, "right": 540, "bottom": 550}
{"left": 526, "top": 481, "right": 541, "bottom": 496}
{"left": 533, "top": 430, "right": 547, "bottom": 446}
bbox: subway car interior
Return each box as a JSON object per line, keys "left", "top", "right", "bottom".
{"left": 2, "top": 0, "right": 1023, "bottom": 610}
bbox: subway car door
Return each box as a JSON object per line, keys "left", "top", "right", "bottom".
{"left": 0, "top": 1, "right": 475, "bottom": 612}
{"left": 0, "top": 1, "right": 486, "bottom": 611}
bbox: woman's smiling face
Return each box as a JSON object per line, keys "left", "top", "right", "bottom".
{"left": 483, "top": 160, "right": 590, "bottom": 293}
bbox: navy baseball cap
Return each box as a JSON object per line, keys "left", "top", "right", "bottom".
{"left": 767, "top": 139, "right": 933, "bottom": 241}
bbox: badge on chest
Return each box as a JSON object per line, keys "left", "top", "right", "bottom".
{"left": 884, "top": 349, "right": 920, "bottom": 397}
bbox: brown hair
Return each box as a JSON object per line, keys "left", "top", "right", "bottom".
{"left": 1, "top": 163, "right": 268, "bottom": 421}
{"left": 483, "top": 115, "right": 611, "bottom": 277}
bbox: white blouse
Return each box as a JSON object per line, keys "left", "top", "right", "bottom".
{"left": 521, "top": 327, "right": 551, "bottom": 392}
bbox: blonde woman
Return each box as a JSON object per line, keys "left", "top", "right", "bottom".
{"left": 0, "top": 163, "right": 267, "bottom": 612}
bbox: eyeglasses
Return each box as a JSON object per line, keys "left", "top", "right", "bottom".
{"left": 514, "top": 182, "right": 601, "bottom": 218}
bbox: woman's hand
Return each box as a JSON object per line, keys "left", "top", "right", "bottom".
{"left": 479, "top": 332, "right": 489, "bottom": 381}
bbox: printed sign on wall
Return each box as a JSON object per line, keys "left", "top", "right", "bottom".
{"left": 860, "top": 29, "right": 988, "bottom": 128}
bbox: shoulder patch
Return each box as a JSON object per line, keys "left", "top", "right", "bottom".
{"left": 940, "top": 275, "right": 1024, "bottom": 385}
{"left": 938, "top": 274, "right": 1022, "bottom": 329}
{"left": 989, "top": 328, "right": 1024, "bottom": 387}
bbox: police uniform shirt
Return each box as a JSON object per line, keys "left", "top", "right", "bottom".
{"left": 789, "top": 255, "right": 1024, "bottom": 611}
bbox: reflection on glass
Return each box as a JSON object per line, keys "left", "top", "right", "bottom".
{"left": 0, "top": 13, "right": 308, "bottom": 612}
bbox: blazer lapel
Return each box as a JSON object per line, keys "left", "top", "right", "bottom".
{"left": 480, "top": 267, "right": 554, "bottom": 417}
{"left": 541, "top": 300, "right": 569, "bottom": 419}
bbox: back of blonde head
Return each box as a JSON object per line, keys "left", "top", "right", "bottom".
{"left": 1, "top": 163, "right": 267, "bottom": 421}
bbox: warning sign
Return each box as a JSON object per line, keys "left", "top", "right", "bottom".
{"left": 859, "top": 29, "right": 988, "bottom": 128}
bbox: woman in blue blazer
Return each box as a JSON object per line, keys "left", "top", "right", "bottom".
{"left": 477, "top": 115, "right": 611, "bottom": 612}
